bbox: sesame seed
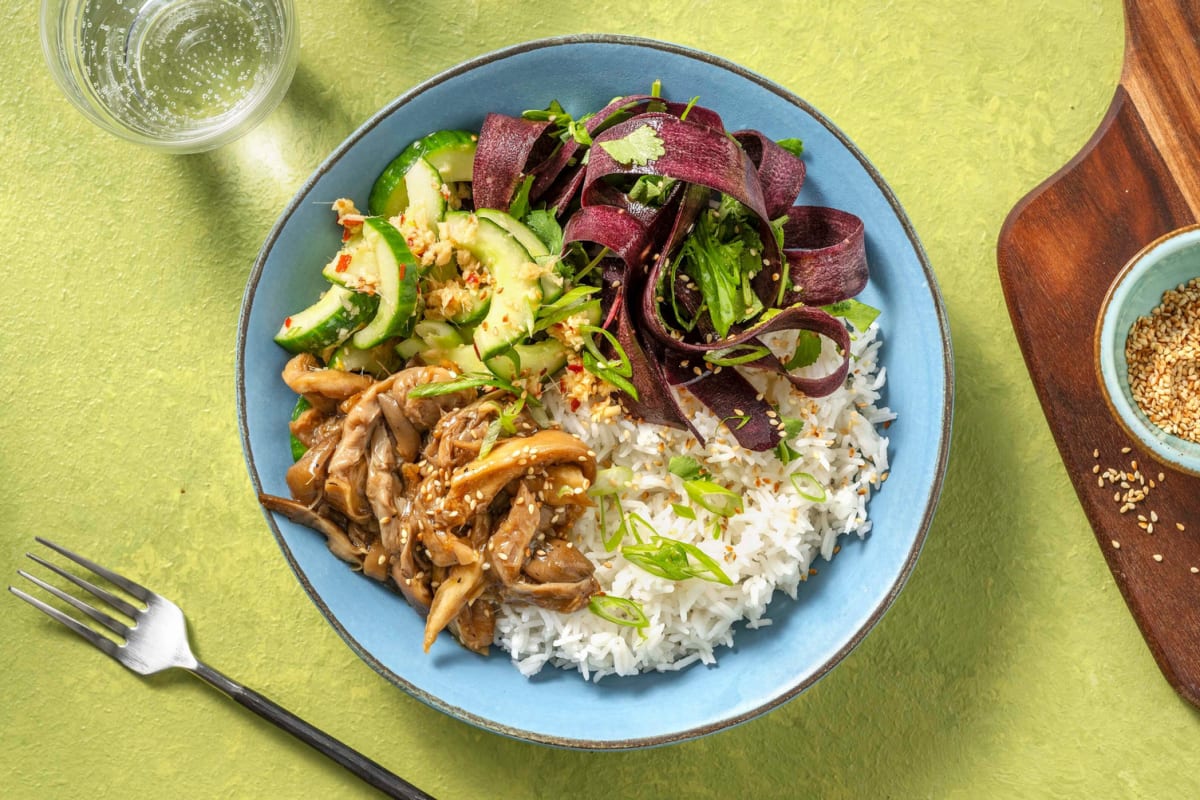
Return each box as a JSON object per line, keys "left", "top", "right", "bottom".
{"left": 1092, "top": 464, "right": 1100, "bottom": 474}
{"left": 1153, "top": 553, "right": 1164, "bottom": 562}
{"left": 1191, "top": 567, "right": 1199, "bottom": 574}
{"left": 1112, "top": 540, "right": 1121, "bottom": 549}
{"left": 1126, "top": 276, "right": 1200, "bottom": 442}
{"left": 1177, "top": 522, "right": 1186, "bottom": 531}
{"left": 1121, "top": 447, "right": 1132, "bottom": 454}
{"left": 1151, "top": 510, "right": 1159, "bottom": 522}
{"left": 1093, "top": 449, "right": 1100, "bottom": 458}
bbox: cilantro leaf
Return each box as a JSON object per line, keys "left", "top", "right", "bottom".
{"left": 776, "top": 138, "right": 804, "bottom": 157}
{"left": 822, "top": 298, "right": 881, "bottom": 332}
{"left": 784, "top": 330, "right": 822, "bottom": 369}
{"left": 508, "top": 174, "right": 535, "bottom": 220}
{"left": 522, "top": 209, "right": 564, "bottom": 255}
{"left": 668, "top": 456, "right": 705, "bottom": 481}
{"left": 598, "top": 124, "right": 666, "bottom": 166}
{"left": 628, "top": 175, "right": 677, "bottom": 206}
{"left": 676, "top": 196, "right": 767, "bottom": 338}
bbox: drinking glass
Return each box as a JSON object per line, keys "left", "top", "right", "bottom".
{"left": 40, "top": 0, "right": 299, "bottom": 153}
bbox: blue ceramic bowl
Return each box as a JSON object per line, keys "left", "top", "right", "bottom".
{"left": 237, "top": 35, "right": 953, "bottom": 748}
{"left": 1096, "top": 224, "right": 1200, "bottom": 477}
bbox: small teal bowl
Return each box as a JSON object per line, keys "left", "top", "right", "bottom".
{"left": 1096, "top": 224, "right": 1200, "bottom": 477}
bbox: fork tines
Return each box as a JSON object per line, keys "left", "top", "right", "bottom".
{"left": 9, "top": 537, "right": 149, "bottom": 653}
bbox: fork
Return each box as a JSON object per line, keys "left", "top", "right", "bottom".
{"left": 10, "top": 537, "right": 434, "bottom": 800}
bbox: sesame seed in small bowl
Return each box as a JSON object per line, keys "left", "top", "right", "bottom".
{"left": 1095, "top": 223, "right": 1200, "bottom": 477}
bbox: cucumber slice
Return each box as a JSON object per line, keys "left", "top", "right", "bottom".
{"left": 487, "top": 338, "right": 567, "bottom": 381}
{"left": 321, "top": 235, "right": 378, "bottom": 291}
{"left": 274, "top": 285, "right": 379, "bottom": 354}
{"left": 402, "top": 157, "right": 448, "bottom": 230}
{"left": 369, "top": 130, "right": 477, "bottom": 218}
{"left": 328, "top": 340, "right": 403, "bottom": 378}
{"left": 413, "top": 319, "right": 463, "bottom": 351}
{"left": 394, "top": 336, "right": 424, "bottom": 360}
{"left": 444, "top": 289, "right": 490, "bottom": 326}
{"left": 351, "top": 218, "right": 421, "bottom": 348}
{"left": 441, "top": 212, "right": 543, "bottom": 361}
{"left": 476, "top": 209, "right": 564, "bottom": 303}
{"left": 432, "top": 339, "right": 567, "bottom": 382}
{"left": 289, "top": 395, "right": 311, "bottom": 461}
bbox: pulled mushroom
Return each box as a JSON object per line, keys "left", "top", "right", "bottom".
{"left": 260, "top": 355, "right": 601, "bottom": 655}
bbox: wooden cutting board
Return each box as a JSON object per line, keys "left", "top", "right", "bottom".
{"left": 997, "top": 0, "right": 1200, "bottom": 708}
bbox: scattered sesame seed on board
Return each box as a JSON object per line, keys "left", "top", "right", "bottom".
{"left": 1178, "top": 522, "right": 1187, "bottom": 531}
{"left": 1153, "top": 554, "right": 1164, "bottom": 562}
{"left": 1111, "top": 540, "right": 1121, "bottom": 549}
{"left": 1192, "top": 567, "right": 1199, "bottom": 574}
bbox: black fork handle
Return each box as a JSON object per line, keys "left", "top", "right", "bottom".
{"left": 192, "top": 661, "right": 434, "bottom": 799}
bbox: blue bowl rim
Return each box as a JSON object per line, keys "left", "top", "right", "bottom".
{"left": 1094, "top": 222, "right": 1200, "bottom": 478}
{"left": 235, "top": 33, "right": 955, "bottom": 749}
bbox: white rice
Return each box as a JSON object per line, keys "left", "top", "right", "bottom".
{"left": 494, "top": 324, "right": 893, "bottom": 680}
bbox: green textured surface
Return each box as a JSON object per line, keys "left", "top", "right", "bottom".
{"left": 3, "top": 2, "right": 1198, "bottom": 798}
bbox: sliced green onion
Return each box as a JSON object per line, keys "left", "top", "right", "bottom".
{"left": 789, "top": 472, "right": 827, "bottom": 502}
{"left": 622, "top": 540, "right": 691, "bottom": 581}
{"left": 588, "top": 595, "right": 649, "bottom": 635}
{"left": 624, "top": 512, "right": 657, "bottom": 545}
{"left": 704, "top": 343, "right": 771, "bottom": 367}
{"left": 684, "top": 479, "right": 743, "bottom": 517}
{"left": 679, "top": 95, "right": 700, "bottom": 122}
{"left": 602, "top": 497, "right": 627, "bottom": 551}
{"left": 672, "top": 502, "right": 696, "bottom": 520}
{"left": 572, "top": 245, "right": 610, "bottom": 283}
{"left": 406, "top": 371, "right": 534, "bottom": 403}
{"left": 663, "top": 257, "right": 701, "bottom": 333}
{"left": 534, "top": 286, "right": 601, "bottom": 332}
{"left": 621, "top": 537, "right": 733, "bottom": 585}
{"left": 582, "top": 350, "right": 640, "bottom": 401}
{"left": 580, "top": 325, "right": 633, "bottom": 377}
{"left": 479, "top": 418, "right": 502, "bottom": 459}
{"left": 719, "top": 414, "right": 751, "bottom": 431}
{"left": 496, "top": 394, "right": 527, "bottom": 435}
